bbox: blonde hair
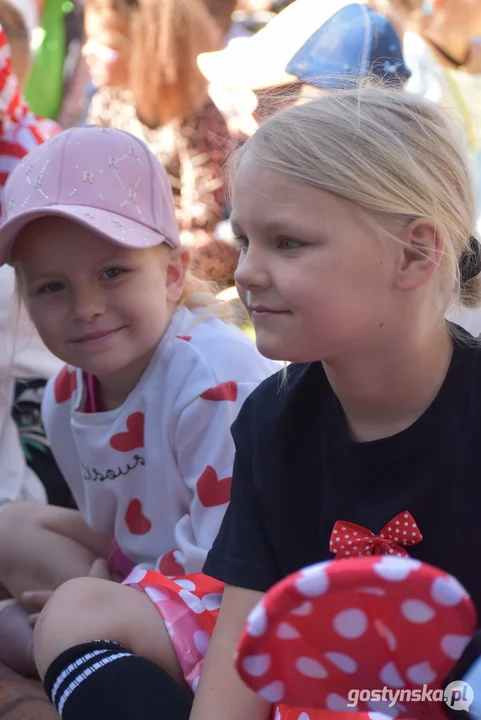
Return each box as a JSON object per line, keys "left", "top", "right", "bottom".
{"left": 230, "top": 85, "right": 480, "bottom": 311}
{"left": 179, "top": 268, "right": 234, "bottom": 323}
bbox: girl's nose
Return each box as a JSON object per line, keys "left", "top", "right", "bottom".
{"left": 234, "top": 248, "right": 271, "bottom": 291}
{"left": 71, "top": 284, "right": 105, "bottom": 323}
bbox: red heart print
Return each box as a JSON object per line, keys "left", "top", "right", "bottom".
{"left": 201, "top": 382, "right": 238, "bottom": 402}
{"left": 197, "top": 465, "right": 232, "bottom": 507}
{"left": 110, "top": 412, "right": 144, "bottom": 452}
{"left": 125, "top": 499, "right": 152, "bottom": 535}
{"left": 158, "top": 548, "right": 185, "bottom": 576}
{"left": 176, "top": 335, "right": 192, "bottom": 342}
{"left": 54, "top": 365, "right": 77, "bottom": 403}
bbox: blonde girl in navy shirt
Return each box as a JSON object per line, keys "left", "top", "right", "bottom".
{"left": 32, "top": 87, "right": 481, "bottom": 720}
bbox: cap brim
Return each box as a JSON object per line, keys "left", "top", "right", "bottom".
{"left": 198, "top": 42, "right": 296, "bottom": 91}
{"left": 0, "top": 204, "right": 176, "bottom": 265}
{"left": 197, "top": 0, "right": 366, "bottom": 91}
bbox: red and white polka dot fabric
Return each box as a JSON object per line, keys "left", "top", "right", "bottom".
{"left": 124, "top": 568, "right": 224, "bottom": 690}
{"left": 236, "top": 556, "right": 477, "bottom": 720}
{"left": 125, "top": 568, "right": 336, "bottom": 719}
{"left": 330, "top": 512, "right": 423, "bottom": 560}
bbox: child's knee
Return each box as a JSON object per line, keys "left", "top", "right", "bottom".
{"left": 34, "top": 576, "right": 183, "bottom": 685}
{"left": 0, "top": 502, "right": 43, "bottom": 561}
{"left": 34, "top": 576, "right": 123, "bottom": 677}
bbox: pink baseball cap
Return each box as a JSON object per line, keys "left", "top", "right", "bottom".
{"left": 0, "top": 125, "right": 180, "bottom": 265}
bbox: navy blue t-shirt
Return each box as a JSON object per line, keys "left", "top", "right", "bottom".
{"left": 204, "top": 329, "right": 481, "bottom": 620}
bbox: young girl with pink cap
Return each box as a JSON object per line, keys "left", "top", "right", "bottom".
{"left": 0, "top": 125, "right": 278, "bottom": 677}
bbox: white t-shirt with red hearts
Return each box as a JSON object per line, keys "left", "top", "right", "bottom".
{"left": 41, "top": 306, "right": 280, "bottom": 575}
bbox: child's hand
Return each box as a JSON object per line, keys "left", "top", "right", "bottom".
{"left": 19, "top": 590, "right": 53, "bottom": 627}
{"left": 89, "top": 558, "right": 113, "bottom": 580}
{"left": 89, "top": 558, "right": 122, "bottom": 582}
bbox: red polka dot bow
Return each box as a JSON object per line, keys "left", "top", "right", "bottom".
{"left": 329, "top": 511, "right": 423, "bottom": 559}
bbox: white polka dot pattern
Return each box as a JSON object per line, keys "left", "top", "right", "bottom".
{"left": 296, "top": 657, "right": 329, "bottom": 679}
{"left": 277, "top": 622, "right": 301, "bottom": 639}
{"left": 324, "top": 652, "right": 357, "bottom": 674}
{"left": 431, "top": 576, "right": 468, "bottom": 607}
{"left": 246, "top": 603, "right": 268, "bottom": 638}
{"left": 405, "top": 660, "right": 436, "bottom": 684}
{"left": 325, "top": 693, "right": 354, "bottom": 711}
{"left": 333, "top": 609, "right": 368, "bottom": 639}
{"left": 440, "top": 634, "right": 471, "bottom": 660}
{"left": 258, "top": 680, "right": 285, "bottom": 702}
{"left": 295, "top": 564, "right": 330, "bottom": 597}
{"left": 242, "top": 654, "right": 271, "bottom": 677}
{"left": 124, "top": 552, "right": 476, "bottom": 720}
{"left": 400, "top": 599, "right": 435, "bottom": 624}
{"left": 234, "top": 556, "right": 475, "bottom": 717}
{"left": 379, "top": 662, "right": 405, "bottom": 688}
{"left": 329, "top": 512, "right": 423, "bottom": 560}
{"left": 290, "top": 601, "right": 313, "bottom": 616}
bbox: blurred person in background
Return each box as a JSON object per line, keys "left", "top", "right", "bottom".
{"left": 0, "top": 0, "right": 61, "bottom": 190}
{"left": 371, "top": 0, "right": 481, "bottom": 335}
{"left": 15, "top": 0, "right": 89, "bottom": 127}
{"left": 82, "top": 0, "right": 238, "bottom": 291}
{"left": 199, "top": 0, "right": 409, "bottom": 135}
{"left": 204, "top": 0, "right": 239, "bottom": 41}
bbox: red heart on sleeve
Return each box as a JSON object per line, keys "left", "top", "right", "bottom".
{"left": 54, "top": 365, "right": 77, "bottom": 403}
{"left": 197, "top": 466, "right": 232, "bottom": 507}
{"left": 201, "top": 382, "right": 238, "bottom": 402}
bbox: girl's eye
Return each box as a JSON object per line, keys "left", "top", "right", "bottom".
{"left": 278, "top": 237, "right": 301, "bottom": 251}
{"left": 103, "top": 268, "right": 125, "bottom": 279}
{"left": 38, "top": 282, "right": 63, "bottom": 294}
{"left": 234, "top": 235, "right": 249, "bottom": 253}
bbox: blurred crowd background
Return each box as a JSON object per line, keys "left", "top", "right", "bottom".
{"left": 0, "top": 2, "right": 480, "bottom": 710}
{"left": 1, "top": 0, "right": 481, "bottom": 516}
{"left": 1, "top": 0, "right": 480, "bottom": 304}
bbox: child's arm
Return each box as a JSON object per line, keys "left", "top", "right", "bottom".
{"left": 159, "top": 381, "right": 258, "bottom": 575}
{"left": 190, "top": 584, "right": 272, "bottom": 720}
{"left": 189, "top": 375, "right": 285, "bottom": 718}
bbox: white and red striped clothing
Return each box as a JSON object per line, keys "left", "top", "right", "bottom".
{"left": 0, "top": 24, "right": 61, "bottom": 219}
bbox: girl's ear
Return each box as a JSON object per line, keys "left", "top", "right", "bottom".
{"left": 393, "top": 217, "right": 444, "bottom": 292}
{"left": 165, "top": 248, "right": 190, "bottom": 304}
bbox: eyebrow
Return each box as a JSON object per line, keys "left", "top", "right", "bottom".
{"left": 24, "top": 251, "right": 132, "bottom": 281}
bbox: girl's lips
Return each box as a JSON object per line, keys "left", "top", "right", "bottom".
{"left": 71, "top": 327, "right": 123, "bottom": 343}
{"left": 249, "top": 306, "right": 288, "bottom": 314}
